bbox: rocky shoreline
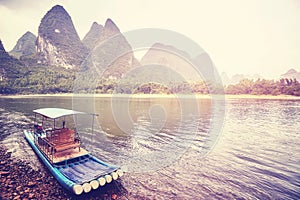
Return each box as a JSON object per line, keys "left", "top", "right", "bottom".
{"left": 0, "top": 146, "right": 127, "bottom": 200}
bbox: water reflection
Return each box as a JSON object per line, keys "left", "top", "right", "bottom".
{"left": 0, "top": 96, "right": 299, "bottom": 199}
{"left": 75, "top": 96, "right": 214, "bottom": 172}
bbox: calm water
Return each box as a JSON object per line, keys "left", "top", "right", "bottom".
{"left": 0, "top": 96, "right": 300, "bottom": 199}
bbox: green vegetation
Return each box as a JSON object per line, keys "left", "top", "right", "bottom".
{"left": 226, "top": 78, "right": 300, "bottom": 96}
{"left": 1, "top": 61, "right": 299, "bottom": 96}
{"left": 0, "top": 65, "right": 215, "bottom": 95}
{"left": 0, "top": 65, "right": 75, "bottom": 94}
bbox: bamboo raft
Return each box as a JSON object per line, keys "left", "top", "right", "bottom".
{"left": 24, "top": 108, "right": 124, "bottom": 195}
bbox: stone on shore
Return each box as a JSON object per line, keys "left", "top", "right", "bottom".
{"left": 0, "top": 146, "right": 126, "bottom": 199}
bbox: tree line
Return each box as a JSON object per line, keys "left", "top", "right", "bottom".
{"left": 225, "top": 78, "right": 300, "bottom": 96}
{"left": 0, "top": 65, "right": 75, "bottom": 94}
{"left": 1, "top": 64, "right": 300, "bottom": 96}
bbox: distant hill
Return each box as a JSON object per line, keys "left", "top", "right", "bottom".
{"left": 82, "top": 22, "right": 103, "bottom": 50}
{"left": 81, "top": 18, "right": 139, "bottom": 79}
{"left": 281, "top": 68, "right": 300, "bottom": 81}
{"left": 0, "top": 40, "right": 12, "bottom": 61}
{"left": 9, "top": 31, "right": 36, "bottom": 59}
{"left": 36, "top": 5, "right": 88, "bottom": 68}
{"left": 140, "top": 43, "right": 194, "bottom": 83}
{"left": 141, "top": 43, "right": 216, "bottom": 82}
{"left": 221, "top": 72, "right": 264, "bottom": 85}
{"left": 0, "top": 39, "right": 21, "bottom": 72}
{"left": 0, "top": 39, "right": 11, "bottom": 81}
{"left": 0, "top": 39, "right": 24, "bottom": 93}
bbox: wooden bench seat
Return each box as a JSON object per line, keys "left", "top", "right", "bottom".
{"left": 45, "top": 128, "right": 81, "bottom": 153}
{"left": 55, "top": 142, "right": 80, "bottom": 152}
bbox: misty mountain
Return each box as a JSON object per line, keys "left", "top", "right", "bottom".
{"left": 81, "top": 18, "right": 139, "bottom": 79}
{"left": 281, "top": 68, "right": 300, "bottom": 81}
{"left": 82, "top": 22, "right": 103, "bottom": 50}
{"left": 221, "top": 72, "right": 264, "bottom": 85}
{"left": 140, "top": 43, "right": 220, "bottom": 84}
{"left": 9, "top": 31, "right": 36, "bottom": 59}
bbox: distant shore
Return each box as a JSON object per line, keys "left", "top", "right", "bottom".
{"left": 1, "top": 93, "right": 300, "bottom": 100}
{"left": 224, "top": 94, "right": 300, "bottom": 100}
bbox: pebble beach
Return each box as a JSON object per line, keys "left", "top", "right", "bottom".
{"left": 0, "top": 147, "right": 126, "bottom": 200}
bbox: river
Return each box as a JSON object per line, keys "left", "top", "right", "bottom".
{"left": 0, "top": 95, "right": 299, "bottom": 199}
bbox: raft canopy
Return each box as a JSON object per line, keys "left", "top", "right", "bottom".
{"left": 33, "top": 108, "right": 90, "bottom": 119}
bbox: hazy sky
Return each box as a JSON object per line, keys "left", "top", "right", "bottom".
{"left": 0, "top": 0, "right": 299, "bottom": 78}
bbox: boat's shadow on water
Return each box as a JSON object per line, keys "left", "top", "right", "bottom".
{"left": 68, "top": 180, "right": 128, "bottom": 200}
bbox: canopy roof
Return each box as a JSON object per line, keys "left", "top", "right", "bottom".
{"left": 33, "top": 108, "right": 87, "bottom": 119}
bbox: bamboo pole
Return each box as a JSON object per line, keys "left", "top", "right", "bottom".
{"left": 98, "top": 177, "right": 106, "bottom": 186}
{"left": 111, "top": 172, "right": 118, "bottom": 180}
{"left": 82, "top": 182, "right": 91, "bottom": 193}
{"left": 92, "top": 114, "right": 95, "bottom": 135}
{"left": 90, "top": 180, "right": 99, "bottom": 190}
{"left": 105, "top": 174, "right": 112, "bottom": 183}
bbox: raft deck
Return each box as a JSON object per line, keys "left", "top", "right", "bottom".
{"left": 55, "top": 155, "right": 118, "bottom": 184}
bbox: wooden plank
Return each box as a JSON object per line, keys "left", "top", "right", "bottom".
{"left": 47, "top": 128, "right": 79, "bottom": 146}
{"left": 55, "top": 143, "right": 80, "bottom": 152}
{"left": 52, "top": 148, "right": 90, "bottom": 163}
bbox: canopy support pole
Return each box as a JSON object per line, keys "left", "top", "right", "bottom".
{"left": 92, "top": 115, "right": 95, "bottom": 135}
{"left": 63, "top": 116, "right": 66, "bottom": 128}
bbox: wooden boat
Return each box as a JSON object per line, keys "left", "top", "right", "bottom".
{"left": 24, "top": 108, "right": 124, "bottom": 195}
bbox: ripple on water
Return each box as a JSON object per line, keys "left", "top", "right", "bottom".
{"left": 1, "top": 97, "right": 300, "bottom": 199}
{"left": 0, "top": 110, "right": 42, "bottom": 170}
